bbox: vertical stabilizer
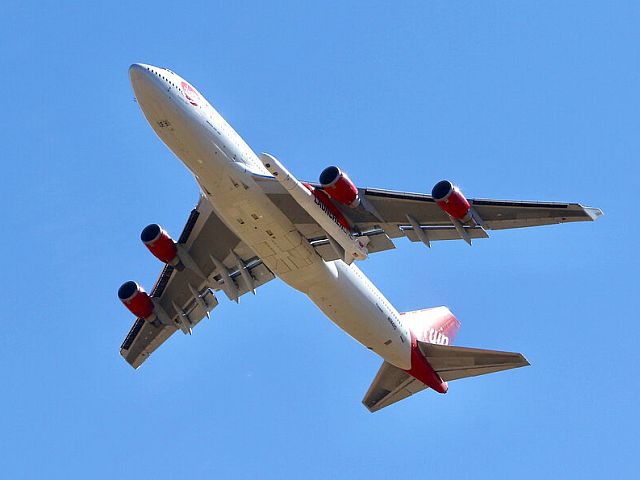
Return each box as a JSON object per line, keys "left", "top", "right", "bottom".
{"left": 400, "top": 306, "right": 460, "bottom": 346}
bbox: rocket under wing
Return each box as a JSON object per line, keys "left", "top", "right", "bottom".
{"left": 259, "top": 153, "right": 369, "bottom": 264}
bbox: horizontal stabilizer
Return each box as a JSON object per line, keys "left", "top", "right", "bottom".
{"left": 362, "top": 361, "right": 426, "bottom": 413}
{"left": 417, "top": 342, "right": 530, "bottom": 382}
{"left": 363, "top": 343, "right": 529, "bottom": 412}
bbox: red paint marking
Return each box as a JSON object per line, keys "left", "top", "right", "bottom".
{"left": 143, "top": 227, "right": 178, "bottom": 264}
{"left": 323, "top": 171, "right": 359, "bottom": 207}
{"left": 400, "top": 308, "right": 461, "bottom": 394}
{"left": 404, "top": 330, "right": 448, "bottom": 394}
{"left": 180, "top": 81, "right": 200, "bottom": 107}
{"left": 303, "top": 183, "right": 352, "bottom": 231}
{"left": 436, "top": 187, "right": 471, "bottom": 220}
{"left": 121, "top": 284, "right": 155, "bottom": 319}
{"left": 402, "top": 308, "right": 460, "bottom": 345}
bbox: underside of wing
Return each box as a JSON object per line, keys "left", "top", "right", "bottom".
{"left": 363, "top": 188, "right": 602, "bottom": 230}
{"left": 257, "top": 174, "right": 602, "bottom": 255}
{"left": 120, "top": 195, "right": 275, "bottom": 368}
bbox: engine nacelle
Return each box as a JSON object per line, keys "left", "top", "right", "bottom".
{"left": 432, "top": 180, "right": 471, "bottom": 221}
{"left": 303, "top": 183, "right": 352, "bottom": 231}
{"left": 118, "top": 281, "right": 155, "bottom": 319}
{"left": 319, "top": 166, "right": 360, "bottom": 208}
{"left": 141, "top": 224, "right": 178, "bottom": 264}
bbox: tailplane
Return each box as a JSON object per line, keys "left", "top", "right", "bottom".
{"left": 362, "top": 306, "right": 528, "bottom": 412}
{"left": 416, "top": 342, "right": 529, "bottom": 382}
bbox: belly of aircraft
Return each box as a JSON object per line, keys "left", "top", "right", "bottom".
{"left": 146, "top": 97, "right": 412, "bottom": 369}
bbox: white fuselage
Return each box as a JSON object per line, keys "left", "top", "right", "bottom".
{"left": 129, "top": 64, "right": 412, "bottom": 369}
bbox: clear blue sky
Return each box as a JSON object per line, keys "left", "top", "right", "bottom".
{"left": 1, "top": 1, "right": 637, "bottom": 478}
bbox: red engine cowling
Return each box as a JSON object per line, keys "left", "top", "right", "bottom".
{"left": 319, "top": 166, "right": 360, "bottom": 208}
{"left": 141, "top": 224, "right": 178, "bottom": 264}
{"left": 303, "top": 183, "right": 352, "bottom": 230}
{"left": 118, "top": 281, "right": 155, "bottom": 319}
{"left": 432, "top": 180, "right": 471, "bottom": 220}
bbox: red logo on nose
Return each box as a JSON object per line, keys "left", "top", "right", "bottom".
{"left": 180, "top": 81, "right": 200, "bottom": 107}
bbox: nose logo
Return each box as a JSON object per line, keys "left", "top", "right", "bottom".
{"left": 180, "top": 81, "right": 200, "bottom": 107}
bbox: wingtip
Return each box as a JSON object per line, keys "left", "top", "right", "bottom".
{"left": 362, "top": 400, "right": 380, "bottom": 413}
{"left": 583, "top": 206, "right": 604, "bottom": 221}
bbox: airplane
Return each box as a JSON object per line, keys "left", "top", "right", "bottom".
{"left": 120, "top": 63, "right": 602, "bottom": 412}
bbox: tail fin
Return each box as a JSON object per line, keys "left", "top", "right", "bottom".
{"left": 400, "top": 306, "right": 461, "bottom": 345}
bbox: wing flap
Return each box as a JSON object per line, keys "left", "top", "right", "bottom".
{"left": 310, "top": 229, "right": 395, "bottom": 262}
{"left": 402, "top": 225, "right": 489, "bottom": 242}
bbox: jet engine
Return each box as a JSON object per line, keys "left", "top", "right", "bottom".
{"left": 303, "top": 182, "right": 352, "bottom": 231}
{"left": 432, "top": 180, "right": 471, "bottom": 221}
{"left": 118, "top": 281, "right": 155, "bottom": 319}
{"left": 141, "top": 224, "right": 178, "bottom": 264}
{"left": 319, "top": 166, "right": 360, "bottom": 208}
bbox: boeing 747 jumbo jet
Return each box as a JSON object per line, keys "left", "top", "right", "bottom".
{"left": 119, "top": 64, "right": 602, "bottom": 412}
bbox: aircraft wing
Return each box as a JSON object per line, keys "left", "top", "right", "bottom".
{"left": 257, "top": 176, "right": 602, "bottom": 259}
{"left": 363, "top": 343, "right": 529, "bottom": 412}
{"left": 120, "top": 195, "right": 275, "bottom": 368}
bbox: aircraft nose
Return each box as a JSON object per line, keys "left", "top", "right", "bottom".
{"left": 129, "top": 63, "right": 175, "bottom": 119}
{"left": 129, "top": 63, "right": 159, "bottom": 102}
{"left": 129, "top": 63, "right": 150, "bottom": 83}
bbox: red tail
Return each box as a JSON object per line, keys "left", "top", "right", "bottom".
{"left": 400, "top": 306, "right": 460, "bottom": 346}
{"left": 400, "top": 307, "right": 461, "bottom": 393}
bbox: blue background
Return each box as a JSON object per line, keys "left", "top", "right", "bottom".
{"left": 1, "top": 1, "right": 637, "bottom": 478}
